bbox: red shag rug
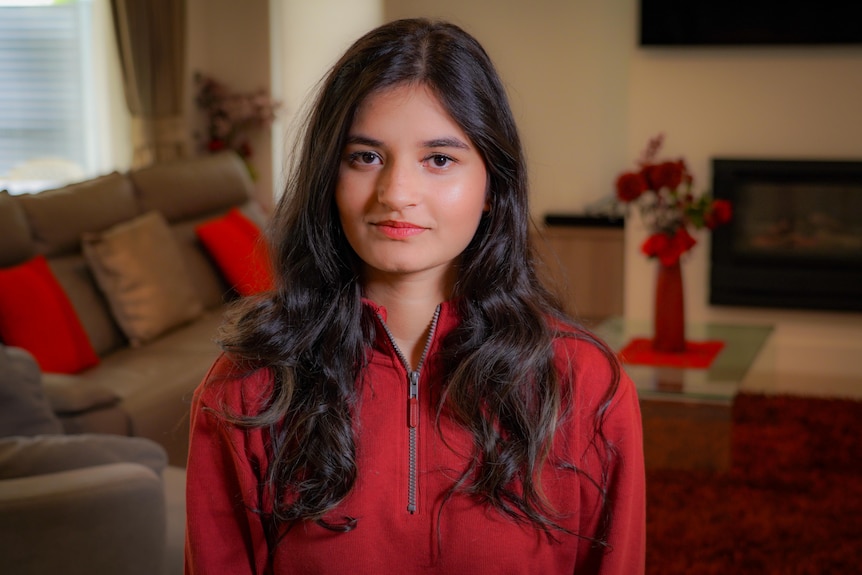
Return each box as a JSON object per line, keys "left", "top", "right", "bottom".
{"left": 646, "top": 393, "right": 862, "bottom": 575}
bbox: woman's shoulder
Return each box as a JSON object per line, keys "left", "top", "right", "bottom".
{"left": 545, "top": 315, "right": 611, "bottom": 361}
{"left": 194, "top": 352, "right": 275, "bottom": 415}
{"left": 547, "top": 320, "right": 634, "bottom": 406}
{"left": 550, "top": 325, "right": 617, "bottom": 376}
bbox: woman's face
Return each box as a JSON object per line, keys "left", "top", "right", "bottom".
{"left": 335, "top": 83, "right": 488, "bottom": 296}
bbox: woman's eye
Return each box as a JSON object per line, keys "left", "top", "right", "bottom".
{"left": 349, "top": 151, "right": 381, "bottom": 165}
{"left": 427, "top": 154, "right": 454, "bottom": 168}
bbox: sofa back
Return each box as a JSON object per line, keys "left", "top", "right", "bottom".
{"left": 0, "top": 152, "right": 260, "bottom": 357}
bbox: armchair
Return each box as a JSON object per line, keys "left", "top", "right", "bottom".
{"left": 0, "top": 344, "right": 183, "bottom": 575}
{"left": 0, "top": 435, "right": 168, "bottom": 575}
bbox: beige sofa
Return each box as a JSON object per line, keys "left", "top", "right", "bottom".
{"left": 0, "top": 151, "right": 265, "bottom": 466}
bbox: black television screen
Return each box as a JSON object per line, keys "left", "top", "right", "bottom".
{"left": 640, "top": 0, "right": 862, "bottom": 46}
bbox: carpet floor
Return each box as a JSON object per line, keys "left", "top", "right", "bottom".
{"left": 645, "top": 393, "right": 862, "bottom": 574}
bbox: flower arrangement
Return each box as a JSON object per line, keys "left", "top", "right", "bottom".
{"left": 615, "top": 134, "right": 732, "bottom": 266}
{"left": 194, "top": 72, "right": 281, "bottom": 180}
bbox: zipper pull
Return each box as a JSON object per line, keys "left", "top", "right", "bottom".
{"left": 408, "top": 370, "right": 419, "bottom": 428}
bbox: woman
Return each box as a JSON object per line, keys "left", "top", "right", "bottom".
{"left": 185, "top": 18, "right": 645, "bottom": 574}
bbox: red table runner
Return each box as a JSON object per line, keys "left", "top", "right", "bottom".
{"left": 619, "top": 337, "right": 725, "bottom": 369}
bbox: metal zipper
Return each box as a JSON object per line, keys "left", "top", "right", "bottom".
{"left": 376, "top": 305, "right": 441, "bottom": 514}
{"left": 407, "top": 369, "right": 420, "bottom": 513}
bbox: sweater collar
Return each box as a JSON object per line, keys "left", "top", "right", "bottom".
{"left": 361, "top": 297, "right": 461, "bottom": 355}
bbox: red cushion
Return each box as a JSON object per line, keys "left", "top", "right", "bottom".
{"left": 196, "top": 208, "right": 272, "bottom": 296}
{"left": 0, "top": 255, "right": 100, "bottom": 374}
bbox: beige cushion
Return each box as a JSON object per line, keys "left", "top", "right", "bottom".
{"left": 82, "top": 212, "right": 204, "bottom": 347}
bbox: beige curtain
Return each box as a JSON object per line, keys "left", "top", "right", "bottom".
{"left": 110, "top": 0, "right": 187, "bottom": 167}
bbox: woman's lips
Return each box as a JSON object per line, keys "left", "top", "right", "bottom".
{"left": 373, "top": 220, "right": 426, "bottom": 239}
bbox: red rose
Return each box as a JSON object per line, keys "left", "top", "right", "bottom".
{"left": 705, "top": 199, "right": 733, "bottom": 229}
{"left": 670, "top": 226, "right": 697, "bottom": 255}
{"left": 641, "top": 232, "right": 670, "bottom": 259}
{"left": 616, "top": 172, "right": 647, "bottom": 202}
{"left": 643, "top": 160, "right": 685, "bottom": 191}
{"left": 641, "top": 227, "right": 697, "bottom": 266}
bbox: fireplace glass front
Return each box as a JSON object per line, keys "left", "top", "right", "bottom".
{"left": 709, "top": 159, "right": 862, "bottom": 312}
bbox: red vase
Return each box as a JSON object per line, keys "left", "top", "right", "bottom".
{"left": 653, "top": 260, "right": 686, "bottom": 353}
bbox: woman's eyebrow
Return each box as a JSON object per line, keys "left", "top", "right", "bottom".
{"left": 344, "top": 134, "right": 470, "bottom": 150}
{"left": 424, "top": 137, "right": 469, "bottom": 150}
{"left": 345, "top": 134, "right": 383, "bottom": 147}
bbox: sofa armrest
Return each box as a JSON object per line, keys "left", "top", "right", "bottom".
{"left": 0, "top": 345, "right": 64, "bottom": 437}
{"left": 0, "top": 434, "right": 167, "bottom": 480}
{"left": 42, "top": 374, "right": 132, "bottom": 437}
{"left": 0, "top": 462, "right": 167, "bottom": 575}
{"left": 41, "top": 372, "right": 121, "bottom": 415}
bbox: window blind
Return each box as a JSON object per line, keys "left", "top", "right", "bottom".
{"left": 0, "top": 2, "right": 90, "bottom": 178}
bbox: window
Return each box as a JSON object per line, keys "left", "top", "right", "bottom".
{"left": 0, "top": 0, "right": 128, "bottom": 194}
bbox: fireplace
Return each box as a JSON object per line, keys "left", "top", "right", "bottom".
{"left": 709, "top": 158, "right": 862, "bottom": 312}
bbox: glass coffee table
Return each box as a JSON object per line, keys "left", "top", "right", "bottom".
{"left": 594, "top": 316, "right": 774, "bottom": 404}
{"left": 594, "top": 317, "right": 774, "bottom": 470}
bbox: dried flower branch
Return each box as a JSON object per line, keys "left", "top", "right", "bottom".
{"left": 194, "top": 72, "right": 281, "bottom": 180}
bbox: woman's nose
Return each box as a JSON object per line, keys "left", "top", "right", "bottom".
{"left": 376, "top": 159, "right": 420, "bottom": 210}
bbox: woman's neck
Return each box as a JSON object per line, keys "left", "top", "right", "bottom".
{"left": 364, "top": 274, "right": 451, "bottom": 369}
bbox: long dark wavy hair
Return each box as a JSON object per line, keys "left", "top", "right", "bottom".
{"left": 216, "top": 17, "right": 620, "bottom": 545}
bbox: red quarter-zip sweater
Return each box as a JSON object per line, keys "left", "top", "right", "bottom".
{"left": 185, "top": 300, "right": 645, "bottom": 574}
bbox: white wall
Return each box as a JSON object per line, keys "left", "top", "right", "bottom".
{"left": 270, "top": 0, "right": 383, "bottom": 199}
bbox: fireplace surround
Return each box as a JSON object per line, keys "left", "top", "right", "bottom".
{"left": 709, "top": 158, "right": 862, "bottom": 312}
